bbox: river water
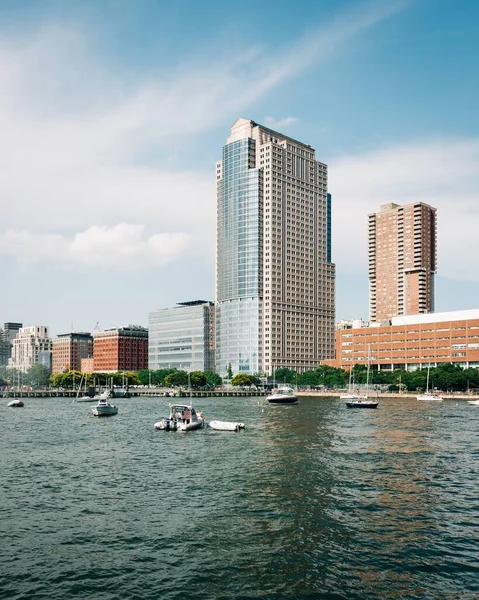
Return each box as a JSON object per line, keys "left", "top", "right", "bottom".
{"left": 1, "top": 395, "right": 478, "bottom": 599}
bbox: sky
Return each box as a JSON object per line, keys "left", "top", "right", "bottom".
{"left": 0, "top": 0, "right": 478, "bottom": 336}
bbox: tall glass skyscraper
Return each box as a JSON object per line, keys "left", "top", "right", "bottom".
{"left": 215, "top": 118, "right": 335, "bottom": 377}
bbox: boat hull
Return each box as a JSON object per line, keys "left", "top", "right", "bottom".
{"left": 209, "top": 420, "right": 245, "bottom": 431}
{"left": 416, "top": 394, "right": 443, "bottom": 402}
{"left": 467, "top": 400, "right": 479, "bottom": 405}
{"left": 267, "top": 394, "right": 299, "bottom": 405}
{"left": 7, "top": 399, "right": 24, "bottom": 408}
{"left": 346, "top": 401, "right": 379, "bottom": 409}
{"left": 91, "top": 405, "right": 118, "bottom": 416}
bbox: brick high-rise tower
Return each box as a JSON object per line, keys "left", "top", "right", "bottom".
{"left": 368, "top": 202, "right": 437, "bottom": 323}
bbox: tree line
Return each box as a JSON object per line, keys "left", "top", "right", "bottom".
{"left": 1, "top": 363, "right": 479, "bottom": 393}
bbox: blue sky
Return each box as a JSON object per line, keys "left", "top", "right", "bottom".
{"left": 0, "top": 0, "right": 478, "bottom": 336}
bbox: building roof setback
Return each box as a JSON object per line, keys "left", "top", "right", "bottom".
{"left": 177, "top": 300, "right": 213, "bottom": 306}
{"left": 391, "top": 308, "right": 479, "bottom": 326}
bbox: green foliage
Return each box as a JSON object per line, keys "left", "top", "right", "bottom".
{"left": 164, "top": 370, "right": 189, "bottom": 387}
{"left": 226, "top": 363, "right": 233, "bottom": 379}
{"left": 273, "top": 368, "right": 296, "bottom": 384}
{"left": 190, "top": 371, "right": 207, "bottom": 388}
{"left": 25, "top": 364, "right": 51, "bottom": 388}
{"left": 204, "top": 371, "right": 222, "bottom": 387}
{"left": 231, "top": 373, "right": 256, "bottom": 387}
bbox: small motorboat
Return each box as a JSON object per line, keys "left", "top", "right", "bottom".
{"left": 266, "top": 385, "right": 299, "bottom": 405}
{"left": 7, "top": 399, "right": 24, "bottom": 408}
{"left": 209, "top": 420, "right": 245, "bottom": 432}
{"left": 346, "top": 398, "right": 379, "bottom": 409}
{"left": 91, "top": 398, "right": 118, "bottom": 417}
{"left": 155, "top": 404, "right": 204, "bottom": 431}
{"left": 467, "top": 399, "right": 479, "bottom": 406}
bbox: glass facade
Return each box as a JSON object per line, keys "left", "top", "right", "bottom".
{"left": 149, "top": 303, "right": 214, "bottom": 372}
{"left": 217, "top": 139, "right": 262, "bottom": 300}
{"left": 216, "top": 138, "right": 262, "bottom": 376}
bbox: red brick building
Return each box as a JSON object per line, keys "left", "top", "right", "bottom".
{"left": 52, "top": 332, "right": 93, "bottom": 374}
{"left": 93, "top": 326, "right": 148, "bottom": 372}
{"left": 324, "top": 309, "right": 479, "bottom": 371}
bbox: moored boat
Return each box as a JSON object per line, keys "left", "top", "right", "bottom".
{"left": 91, "top": 398, "right": 118, "bottom": 417}
{"left": 7, "top": 399, "right": 24, "bottom": 408}
{"left": 346, "top": 398, "right": 379, "bottom": 409}
{"left": 155, "top": 404, "right": 204, "bottom": 431}
{"left": 467, "top": 399, "right": 479, "bottom": 405}
{"left": 417, "top": 365, "right": 443, "bottom": 401}
{"left": 209, "top": 420, "right": 245, "bottom": 432}
{"left": 267, "top": 385, "right": 298, "bottom": 405}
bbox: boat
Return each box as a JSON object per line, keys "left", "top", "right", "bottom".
{"left": 154, "top": 403, "right": 204, "bottom": 431}
{"left": 93, "top": 388, "right": 114, "bottom": 401}
{"left": 91, "top": 397, "right": 118, "bottom": 417}
{"left": 267, "top": 384, "right": 299, "bottom": 405}
{"left": 340, "top": 368, "right": 360, "bottom": 400}
{"left": 74, "top": 374, "right": 93, "bottom": 402}
{"left": 346, "top": 345, "right": 379, "bottom": 409}
{"left": 7, "top": 399, "right": 24, "bottom": 408}
{"left": 346, "top": 398, "right": 379, "bottom": 409}
{"left": 417, "top": 365, "right": 443, "bottom": 402}
{"left": 467, "top": 399, "right": 479, "bottom": 406}
{"left": 209, "top": 420, "right": 245, "bottom": 432}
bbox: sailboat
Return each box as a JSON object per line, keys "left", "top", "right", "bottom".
{"left": 346, "top": 345, "right": 379, "bottom": 408}
{"left": 417, "top": 365, "right": 443, "bottom": 402}
{"left": 75, "top": 373, "right": 93, "bottom": 402}
{"left": 340, "top": 368, "right": 359, "bottom": 400}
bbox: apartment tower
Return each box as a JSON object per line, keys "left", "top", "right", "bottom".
{"left": 215, "top": 118, "right": 335, "bottom": 377}
{"left": 368, "top": 202, "right": 437, "bottom": 323}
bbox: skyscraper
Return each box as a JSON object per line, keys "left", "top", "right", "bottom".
{"left": 368, "top": 202, "right": 437, "bottom": 323}
{"left": 215, "top": 118, "right": 335, "bottom": 377}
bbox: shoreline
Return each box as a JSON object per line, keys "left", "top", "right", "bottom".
{"left": 296, "top": 391, "right": 479, "bottom": 400}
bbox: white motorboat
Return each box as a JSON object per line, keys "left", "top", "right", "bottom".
{"left": 467, "top": 399, "right": 479, "bottom": 405}
{"left": 267, "top": 385, "right": 299, "bottom": 405}
{"left": 209, "top": 420, "right": 245, "bottom": 432}
{"left": 91, "top": 398, "right": 118, "bottom": 417}
{"left": 155, "top": 404, "right": 204, "bottom": 431}
{"left": 7, "top": 399, "right": 24, "bottom": 408}
{"left": 417, "top": 365, "right": 443, "bottom": 401}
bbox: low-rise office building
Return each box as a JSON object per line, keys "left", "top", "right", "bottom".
{"left": 149, "top": 301, "right": 215, "bottom": 372}
{"left": 325, "top": 309, "right": 479, "bottom": 371}
{"left": 93, "top": 326, "right": 148, "bottom": 372}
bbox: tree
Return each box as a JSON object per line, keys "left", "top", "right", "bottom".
{"left": 190, "top": 371, "right": 207, "bottom": 388}
{"left": 226, "top": 363, "right": 233, "bottom": 379}
{"left": 25, "top": 364, "right": 51, "bottom": 388}
{"left": 273, "top": 368, "right": 296, "bottom": 385}
{"left": 231, "top": 374, "right": 255, "bottom": 387}
{"left": 164, "top": 370, "right": 189, "bottom": 388}
{"left": 204, "top": 371, "right": 222, "bottom": 387}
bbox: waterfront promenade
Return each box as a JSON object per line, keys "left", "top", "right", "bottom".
{"left": 1, "top": 388, "right": 478, "bottom": 400}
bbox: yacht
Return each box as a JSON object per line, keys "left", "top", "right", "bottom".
{"left": 91, "top": 397, "right": 118, "bottom": 417}
{"left": 267, "top": 385, "right": 299, "bottom": 405}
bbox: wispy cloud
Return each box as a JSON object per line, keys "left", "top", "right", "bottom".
{"left": 329, "top": 138, "right": 479, "bottom": 282}
{"left": 0, "top": 1, "right": 409, "bottom": 270}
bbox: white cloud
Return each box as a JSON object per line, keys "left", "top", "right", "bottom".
{"left": 0, "top": 224, "right": 190, "bottom": 269}
{"left": 329, "top": 138, "right": 479, "bottom": 282}
{"left": 0, "top": 1, "right": 408, "bottom": 273}
{"left": 264, "top": 116, "right": 298, "bottom": 129}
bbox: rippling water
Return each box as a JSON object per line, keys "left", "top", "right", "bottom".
{"left": 1, "top": 396, "right": 478, "bottom": 599}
